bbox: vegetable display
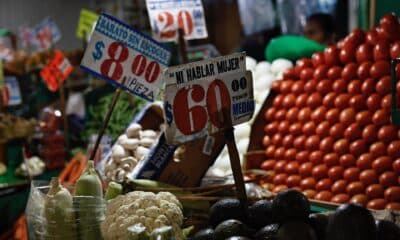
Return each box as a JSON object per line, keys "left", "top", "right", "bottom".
{"left": 259, "top": 13, "right": 400, "bottom": 210}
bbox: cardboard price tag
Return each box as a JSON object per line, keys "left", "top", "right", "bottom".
{"left": 31, "top": 18, "right": 61, "bottom": 51}
{"left": 40, "top": 50, "right": 73, "bottom": 92}
{"left": 2, "top": 76, "right": 22, "bottom": 106}
{"left": 163, "top": 52, "right": 255, "bottom": 144}
{"left": 146, "top": 0, "right": 208, "bottom": 42}
{"left": 80, "top": 13, "right": 171, "bottom": 102}
{"left": 76, "top": 8, "right": 99, "bottom": 40}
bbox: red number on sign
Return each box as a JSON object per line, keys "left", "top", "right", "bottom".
{"left": 173, "top": 85, "right": 207, "bottom": 135}
{"left": 101, "top": 42, "right": 129, "bottom": 80}
{"left": 158, "top": 12, "right": 176, "bottom": 39}
{"left": 131, "top": 54, "right": 147, "bottom": 76}
{"left": 177, "top": 10, "right": 194, "bottom": 36}
{"left": 145, "top": 61, "right": 161, "bottom": 83}
{"left": 207, "top": 79, "right": 231, "bottom": 128}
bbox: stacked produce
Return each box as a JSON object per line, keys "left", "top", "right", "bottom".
{"left": 0, "top": 113, "right": 36, "bottom": 143}
{"left": 192, "top": 189, "right": 400, "bottom": 240}
{"left": 260, "top": 13, "right": 400, "bottom": 210}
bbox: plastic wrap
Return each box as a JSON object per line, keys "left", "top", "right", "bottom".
{"left": 26, "top": 180, "right": 106, "bottom": 240}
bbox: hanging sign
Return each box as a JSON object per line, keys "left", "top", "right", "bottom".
{"left": 163, "top": 52, "right": 255, "bottom": 144}
{"left": 76, "top": 9, "right": 99, "bottom": 40}
{"left": 2, "top": 76, "right": 22, "bottom": 106}
{"left": 31, "top": 18, "right": 61, "bottom": 51}
{"left": 40, "top": 50, "right": 73, "bottom": 92}
{"left": 146, "top": 0, "right": 208, "bottom": 42}
{"left": 80, "top": 13, "right": 171, "bottom": 102}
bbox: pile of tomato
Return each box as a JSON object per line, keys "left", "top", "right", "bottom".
{"left": 260, "top": 13, "right": 400, "bottom": 210}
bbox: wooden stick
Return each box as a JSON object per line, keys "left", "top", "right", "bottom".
{"left": 369, "top": 0, "right": 376, "bottom": 28}
{"left": 89, "top": 78, "right": 126, "bottom": 160}
{"left": 58, "top": 77, "right": 69, "bottom": 157}
{"left": 178, "top": 28, "right": 189, "bottom": 64}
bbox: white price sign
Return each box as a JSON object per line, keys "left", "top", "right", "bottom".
{"left": 80, "top": 13, "right": 171, "bottom": 102}
{"left": 146, "top": 0, "right": 208, "bottom": 42}
{"left": 163, "top": 52, "right": 255, "bottom": 144}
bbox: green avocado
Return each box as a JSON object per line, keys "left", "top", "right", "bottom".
{"left": 271, "top": 189, "right": 310, "bottom": 223}
{"left": 209, "top": 199, "right": 247, "bottom": 227}
{"left": 326, "top": 203, "right": 377, "bottom": 240}
{"left": 192, "top": 228, "right": 215, "bottom": 240}
{"left": 254, "top": 223, "right": 279, "bottom": 240}
{"left": 375, "top": 220, "right": 400, "bottom": 240}
{"left": 276, "top": 221, "right": 317, "bottom": 240}
{"left": 214, "top": 219, "right": 251, "bottom": 240}
{"left": 308, "top": 213, "right": 329, "bottom": 240}
{"left": 247, "top": 199, "right": 275, "bottom": 229}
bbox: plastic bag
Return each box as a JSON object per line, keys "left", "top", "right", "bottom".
{"left": 238, "top": 0, "right": 276, "bottom": 35}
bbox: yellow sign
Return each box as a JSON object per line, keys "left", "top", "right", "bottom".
{"left": 0, "top": 60, "right": 4, "bottom": 89}
{"left": 76, "top": 9, "right": 99, "bottom": 40}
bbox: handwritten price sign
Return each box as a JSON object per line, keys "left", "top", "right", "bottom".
{"left": 40, "top": 50, "right": 73, "bottom": 92}
{"left": 146, "top": 0, "right": 208, "bottom": 42}
{"left": 163, "top": 52, "right": 255, "bottom": 144}
{"left": 80, "top": 13, "right": 171, "bottom": 101}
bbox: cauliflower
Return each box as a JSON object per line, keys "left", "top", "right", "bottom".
{"left": 101, "top": 191, "right": 184, "bottom": 240}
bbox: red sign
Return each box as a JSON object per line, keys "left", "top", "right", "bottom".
{"left": 40, "top": 50, "right": 73, "bottom": 92}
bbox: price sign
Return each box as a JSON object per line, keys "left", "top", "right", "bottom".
{"left": 146, "top": 0, "right": 208, "bottom": 42}
{"left": 2, "top": 76, "right": 22, "bottom": 106}
{"left": 163, "top": 52, "right": 255, "bottom": 144}
{"left": 40, "top": 50, "right": 73, "bottom": 92}
{"left": 31, "top": 18, "right": 61, "bottom": 51}
{"left": 76, "top": 9, "right": 99, "bottom": 40}
{"left": 80, "top": 13, "right": 171, "bottom": 102}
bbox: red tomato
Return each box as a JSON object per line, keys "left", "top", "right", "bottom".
{"left": 350, "top": 194, "right": 369, "bottom": 206}
{"left": 334, "top": 139, "right": 350, "bottom": 155}
{"left": 316, "top": 121, "right": 330, "bottom": 137}
{"left": 370, "top": 61, "right": 390, "bottom": 78}
{"left": 386, "top": 202, "right": 400, "bottom": 210}
{"left": 285, "top": 161, "right": 299, "bottom": 174}
{"left": 273, "top": 185, "right": 289, "bottom": 193}
{"left": 359, "top": 169, "right": 378, "bottom": 185}
{"left": 393, "top": 159, "right": 400, "bottom": 173}
{"left": 273, "top": 173, "right": 288, "bottom": 185}
{"left": 278, "top": 120, "right": 290, "bottom": 134}
{"left": 295, "top": 151, "right": 310, "bottom": 163}
{"left": 282, "top": 94, "right": 296, "bottom": 108}
{"left": 330, "top": 123, "right": 346, "bottom": 139}
{"left": 274, "top": 147, "right": 286, "bottom": 160}
{"left": 274, "top": 160, "right": 288, "bottom": 173}
{"left": 387, "top": 141, "right": 400, "bottom": 158}
{"left": 315, "top": 191, "right": 333, "bottom": 201}
{"left": 342, "top": 63, "right": 358, "bottom": 81}
{"left": 300, "top": 177, "right": 317, "bottom": 189}
{"left": 265, "top": 145, "right": 276, "bottom": 158}
{"left": 378, "top": 125, "right": 397, "bottom": 143}
{"left": 264, "top": 122, "right": 278, "bottom": 135}
{"left": 347, "top": 28, "right": 366, "bottom": 46}
{"left": 297, "top": 58, "right": 313, "bottom": 68}
{"left": 284, "top": 148, "right": 297, "bottom": 161}
{"left": 356, "top": 44, "right": 373, "bottom": 63}
{"left": 366, "top": 184, "right": 385, "bottom": 199}
{"left": 293, "top": 135, "right": 307, "bottom": 150}
{"left": 369, "top": 142, "right": 387, "bottom": 158}
{"left": 320, "top": 138, "right": 335, "bottom": 153}
{"left": 312, "top": 164, "right": 328, "bottom": 180}
{"left": 299, "top": 162, "right": 313, "bottom": 178}
{"left": 332, "top": 78, "right": 348, "bottom": 93}
{"left": 381, "top": 94, "right": 392, "bottom": 111}
{"left": 264, "top": 107, "right": 277, "bottom": 121}
{"left": 373, "top": 41, "right": 391, "bottom": 61}
{"left": 314, "top": 65, "right": 329, "bottom": 80}
{"left": 282, "top": 135, "right": 295, "bottom": 148}
{"left": 357, "top": 61, "right": 373, "bottom": 79}
{"left": 303, "top": 189, "right": 317, "bottom": 199}
{"left": 305, "top": 135, "right": 320, "bottom": 151}
{"left": 307, "top": 93, "right": 323, "bottom": 109}
{"left": 324, "top": 45, "right": 340, "bottom": 67}
{"left": 296, "top": 93, "right": 309, "bottom": 107}
{"left": 304, "top": 79, "right": 318, "bottom": 93}
{"left": 346, "top": 181, "right": 365, "bottom": 196}
{"left": 356, "top": 111, "right": 372, "bottom": 126}
{"left": 347, "top": 80, "right": 362, "bottom": 94}
{"left": 361, "top": 78, "right": 377, "bottom": 96}
{"left": 309, "top": 151, "right": 323, "bottom": 165}
{"left": 327, "top": 66, "right": 343, "bottom": 80}
{"left": 311, "top": 106, "right": 328, "bottom": 123}
{"left": 289, "top": 123, "right": 303, "bottom": 136}
{"left": 380, "top": 13, "right": 399, "bottom": 27}
{"left": 349, "top": 95, "right": 366, "bottom": 111}
{"left": 340, "top": 48, "right": 356, "bottom": 64}
{"left": 331, "top": 194, "right": 350, "bottom": 203}
{"left": 316, "top": 178, "right": 333, "bottom": 192}
{"left": 390, "top": 41, "right": 400, "bottom": 58}
{"left": 300, "top": 68, "right": 314, "bottom": 80}
{"left": 302, "top": 122, "right": 316, "bottom": 136}
{"left": 312, "top": 52, "right": 325, "bottom": 67}
{"left": 384, "top": 186, "right": 400, "bottom": 202}
{"left": 286, "top": 175, "right": 302, "bottom": 187}
{"left": 275, "top": 109, "right": 287, "bottom": 121}
{"left": 334, "top": 93, "right": 351, "bottom": 109}
{"left": 298, "top": 107, "right": 312, "bottom": 123}
{"left": 286, "top": 107, "right": 299, "bottom": 122}
{"left": 316, "top": 79, "right": 332, "bottom": 95}
{"left": 372, "top": 156, "right": 393, "bottom": 173}
{"left": 263, "top": 135, "right": 271, "bottom": 147}
{"left": 340, "top": 154, "right": 357, "bottom": 168}
{"left": 366, "top": 29, "right": 379, "bottom": 45}
{"left": 375, "top": 76, "right": 391, "bottom": 95}
{"left": 367, "top": 199, "right": 387, "bottom": 210}
{"left": 271, "top": 81, "right": 281, "bottom": 91}
{"left": 379, "top": 171, "right": 398, "bottom": 187}
{"left": 367, "top": 94, "right": 381, "bottom": 111}
{"left": 261, "top": 159, "right": 276, "bottom": 171}
{"left": 280, "top": 80, "right": 294, "bottom": 93}
{"left": 326, "top": 108, "right": 340, "bottom": 125}
{"left": 323, "top": 92, "right": 337, "bottom": 108}
{"left": 343, "top": 167, "right": 361, "bottom": 182}
{"left": 291, "top": 81, "right": 305, "bottom": 94}
{"left": 331, "top": 180, "right": 348, "bottom": 194}
{"left": 349, "top": 139, "right": 367, "bottom": 157}
{"left": 328, "top": 166, "right": 344, "bottom": 181}
{"left": 273, "top": 94, "right": 284, "bottom": 107}
{"left": 344, "top": 123, "right": 362, "bottom": 141}
{"left": 323, "top": 152, "right": 339, "bottom": 167}
{"left": 372, "top": 109, "right": 390, "bottom": 126}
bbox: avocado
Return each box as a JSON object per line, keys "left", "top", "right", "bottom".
{"left": 247, "top": 199, "right": 274, "bottom": 228}
{"left": 225, "top": 237, "right": 252, "bottom": 240}
{"left": 375, "top": 220, "right": 400, "bottom": 240}
{"left": 308, "top": 213, "right": 328, "bottom": 240}
{"left": 326, "top": 203, "right": 377, "bottom": 240}
{"left": 209, "top": 199, "right": 247, "bottom": 227}
{"left": 214, "top": 219, "right": 251, "bottom": 240}
{"left": 271, "top": 189, "right": 310, "bottom": 223}
{"left": 254, "top": 223, "right": 279, "bottom": 240}
{"left": 192, "top": 228, "right": 215, "bottom": 240}
{"left": 276, "top": 221, "right": 317, "bottom": 240}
